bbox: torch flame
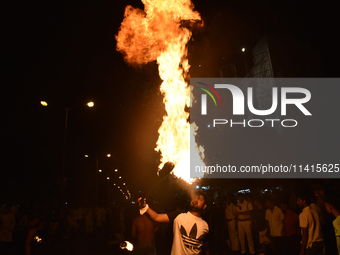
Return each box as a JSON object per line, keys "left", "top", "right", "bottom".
{"left": 116, "top": 0, "right": 205, "bottom": 183}
{"left": 120, "top": 241, "right": 134, "bottom": 251}
{"left": 34, "top": 236, "right": 42, "bottom": 243}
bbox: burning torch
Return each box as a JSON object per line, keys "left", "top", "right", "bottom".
{"left": 120, "top": 241, "right": 134, "bottom": 251}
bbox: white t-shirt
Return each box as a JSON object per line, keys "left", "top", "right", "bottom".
{"left": 265, "top": 206, "right": 284, "bottom": 237}
{"left": 299, "top": 206, "right": 323, "bottom": 248}
{"left": 171, "top": 211, "right": 209, "bottom": 255}
{"left": 236, "top": 200, "right": 253, "bottom": 220}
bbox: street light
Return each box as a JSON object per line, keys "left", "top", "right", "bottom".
{"left": 41, "top": 100, "right": 94, "bottom": 192}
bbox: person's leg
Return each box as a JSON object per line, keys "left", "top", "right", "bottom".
{"left": 238, "top": 222, "right": 246, "bottom": 254}
{"left": 244, "top": 221, "right": 255, "bottom": 254}
{"left": 228, "top": 220, "right": 240, "bottom": 251}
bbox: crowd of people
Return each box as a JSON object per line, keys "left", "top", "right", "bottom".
{"left": 206, "top": 189, "right": 340, "bottom": 255}
{"left": 0, "top": 200, "right": 137, "bottom": 255}
{"left": 134, "top": 182, "right": 340, "bottom": 255}
{"left": 1, "top": 180, "right": 339, "bottom": 255}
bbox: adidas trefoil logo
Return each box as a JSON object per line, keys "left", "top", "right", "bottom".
{"left": 180, "top": 223, "right": 206, "bottom": 251}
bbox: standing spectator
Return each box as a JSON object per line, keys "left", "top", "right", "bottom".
{"left": 234, "top": 193, "right": 255, "bottom": 255}
{"left": 297, "top": 192, "right": 324, "bottom": 255}
{"left": 132, "top": 214, "right": 159, "bottom": 255}
{"left": 225, "top": 195, "right": 240, "bottom": 253}
{"left": 253, "top": 197, "right": 273, "bottom": 255}
{"left": 0, "top": 203, "right": 15, "bottom": 255}
{"left": 324, "top": 194, "right": 340, "bottom": 254}
{"left": 265, "top": 197, "right": 284, "bottom": 255}
{"left": 280, "top": 198, "right": 300, "bottom": 255}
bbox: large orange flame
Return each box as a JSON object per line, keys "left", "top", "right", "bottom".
{"left": 116, "top": 0, "right": 205, "bottom": 182}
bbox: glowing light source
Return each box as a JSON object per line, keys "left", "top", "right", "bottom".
{"left": 40, "top": 101, "right": 48, "bottom": 106}
{"left": 119, "top": 176, "right": 121, "bottom": 179}
{"left": 87, "top": 101, "right": 94, "bottom": 107}
{"left": 115, "top": 169, "right": 118, "bottom": 172}
{"left": 85, "top": 155, "right": 89, "bottom": 157}
{"left": 34, "top": 236, "right": 42, "bottom": 243}
{"left": 242, "top": 48, "right": 245, "bottom": 52}
{"left": 107, "top": 177, "right": 110, "bottom": 180}
{"left": 107, "top": 154, "right": 111, "bottom": 157}
{"left": 120, "top": 241, "right": 134, "bottom": 251}
{"left": 99, "top": 169, "right": 102, "bottom": 172}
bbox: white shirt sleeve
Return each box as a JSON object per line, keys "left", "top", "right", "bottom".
{"left": 299, "top": 213, "right": 308, "bottom": 228}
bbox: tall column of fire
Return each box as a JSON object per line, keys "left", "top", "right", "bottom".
{"left": 116, "top": 0, "right": 205, "bottom": 182}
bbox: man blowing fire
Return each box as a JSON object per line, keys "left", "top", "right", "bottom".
{"left": 138, "top": 190, "right": 209, "bottom": 255}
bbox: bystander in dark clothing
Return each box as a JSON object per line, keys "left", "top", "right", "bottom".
{"left": 280, "top": 199, "right": 300, "bottom": 255}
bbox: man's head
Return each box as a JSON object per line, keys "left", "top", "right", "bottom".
{"left": 253, "top": 197, "right": 263, "bottom": 209}
{"left": 225, "top": 195, "right": 232, "bottom": 205}
{"left": 324, "top": 194, "right": 340, "bottom": 215}
{"left": 237, "top": 193, "right": 245, "bottom": 203}
{"left": 265, "top": 198, "right": 275, "bottom": 211}
{"left": 279, "top": 197, "right": 290, "bottom": 212}
{"left": 297, "top": 192, "right": 311, "bottom": 209}
{"left": 190, "top": 190, "right": 207, "bottom": 212}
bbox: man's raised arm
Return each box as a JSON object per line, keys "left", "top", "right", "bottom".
{"left": 137, "top": 197, "right": 170, "bottom": 223}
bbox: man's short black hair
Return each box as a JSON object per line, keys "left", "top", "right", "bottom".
{"left": 297, "top": 192, "right": 312, "bottom": 205}
{"left": 194, "top": 190, "right": 208, "bottom": 205}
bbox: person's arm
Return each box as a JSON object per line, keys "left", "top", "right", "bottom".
{"left": 235, "top": 203, "right": 253, "bottom": 216}
{"left": 299, "top": 227, "right": 308, "bottom": 255}
{"left": 137, "top": 198, "right": 170, "bottom": 223}
{"left": 25, "top": 228, "right": 36, "bottom": 255}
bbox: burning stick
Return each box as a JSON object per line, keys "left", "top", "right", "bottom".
{"left": 143, "top": 162, "right": 175, "bottom": 198}
{"left": 120, "top": 241, "right": 134, "bottom": 251}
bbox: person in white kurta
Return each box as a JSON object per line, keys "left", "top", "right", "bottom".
{"left": 235, "top": 193, "right": 255, "bottom": 255}
{"left": 225, "top": 196, "right": 240, "bottom": 252}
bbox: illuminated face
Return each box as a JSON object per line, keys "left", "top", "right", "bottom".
{"left": 190, "top": 194, "right": 207, "bottom": 212}
{"left": 296, "top": 198, "right": 305, "bottom": 209}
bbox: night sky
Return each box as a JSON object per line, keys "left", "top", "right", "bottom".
{"left": 2, "top": 0, "right": 338, "bottom": 202}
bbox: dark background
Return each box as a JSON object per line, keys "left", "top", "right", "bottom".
{"left": 2, "top": 0, "right": 338, "bottom": 202}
